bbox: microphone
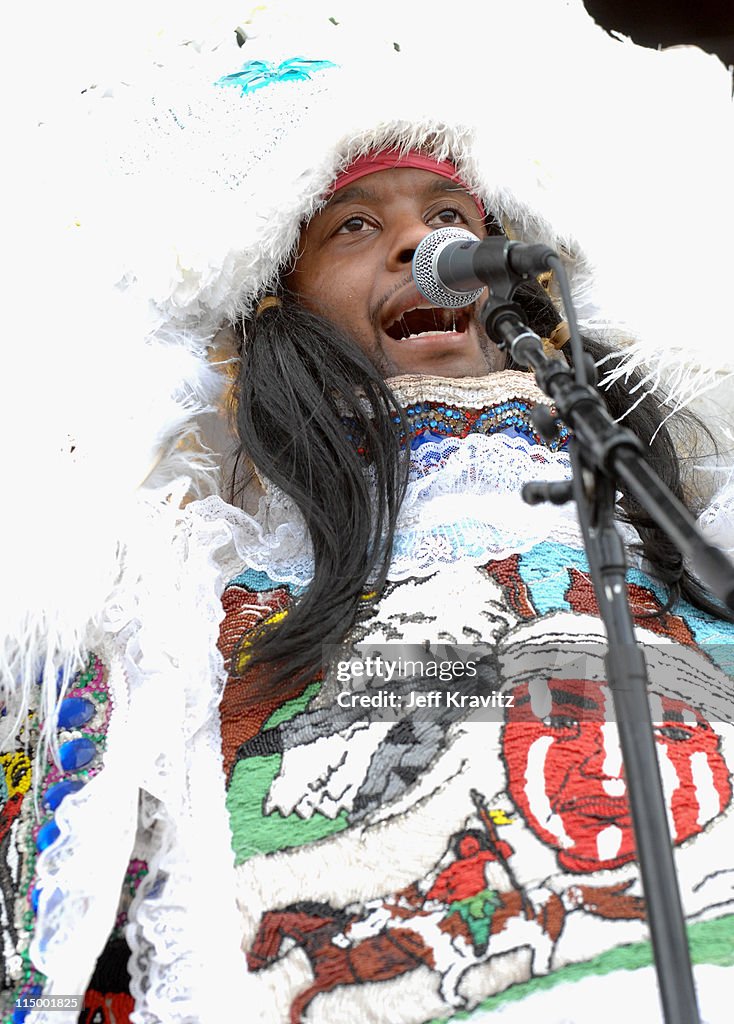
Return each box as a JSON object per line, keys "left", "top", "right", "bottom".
{"left": 412, "top": 226, "right": 557, "bottom": 308}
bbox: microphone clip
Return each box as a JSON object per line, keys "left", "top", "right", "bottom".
{"left": 472, "top": 239, "right": 551, "bottom": 356}
{"left": 475, "top": 238, "right": 529, "bottom": 303}
{"left": 474, "top": 237, "right": 554, "bottom": 299}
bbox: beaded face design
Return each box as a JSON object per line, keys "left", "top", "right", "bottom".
{"left": 286, "top": 168, "right": 506, "bottom": 378}
{"left": 503, "top": 677, "right": 732, "bottom": 873}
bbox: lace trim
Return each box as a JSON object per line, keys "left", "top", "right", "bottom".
{"left": 406, "top": 432, "right": 569, "bottom": 489}
{"left": 393, "top": 433, "right": 579, "bottom": 576}
{"left": 17, "top": 482, "right": 247, "bottom": 1022}
{"left": 192, "top": 433, "right": 581, "bottom": 586}
{"left": 29, "top": 650, "right": 138, "bottom": 1013}
{"left": 191, "top": 490, "right": 310, "bottom": 589}
{"left": 120, "top": 497, "right": 250, "bottom": 1022}
{"left": 386, "top": 369, "right": 549, "bottom": 409}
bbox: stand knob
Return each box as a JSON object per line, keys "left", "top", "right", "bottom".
{"left": 522, "top": 480, "right": 574, "bottom": 506}
{"left": 530, "top": 403, "right": 560, "bottom": 443}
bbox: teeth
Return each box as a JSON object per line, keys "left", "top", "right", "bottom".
{"left": 385, "top": 303, "right": 470, "bottom": 341}
{"left": 405, "top": 330, "right": 461, "bottom": 340}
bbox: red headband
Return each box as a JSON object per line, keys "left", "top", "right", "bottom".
{"left": 332, "top": 149, "right": 486, "bottom": 220}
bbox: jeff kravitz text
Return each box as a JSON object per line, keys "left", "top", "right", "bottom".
{"left": 336, "top": 689, "right": 514, "bottom": 709}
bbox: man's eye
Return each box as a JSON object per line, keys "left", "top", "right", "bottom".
{"left": 430, "top": 207, "right": 467, "bottom": 226}
{"left": 335, "top": 216, "right": 373, "bottom": 234}
{"left": 541, "top": 715, "right": 581, "bottom": 737}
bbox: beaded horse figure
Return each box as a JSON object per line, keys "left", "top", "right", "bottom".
{"left": 247, "top": 900, "right": 435, "bottom": 1024}
{"left": 247, "top": 884, "right": 568, "bottom": 1021}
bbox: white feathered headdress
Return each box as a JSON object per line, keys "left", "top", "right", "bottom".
{"left": 4, "top": 0, "right": 734, "bottom": 737}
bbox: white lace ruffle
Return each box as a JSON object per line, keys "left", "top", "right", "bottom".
{"left": 26, "top": 481, "right": 248, "bottom": 1024}
{"left": 29, "top": 650, "right": 138, "bottom": 1024}
{"left": 392, "top": 433, "right": 579, "bottom": 575}
{"left": 121, "top": 494, "right": 251, "bottom": 1024}
{"left": 192, "top": 433, "right": 581, "bottom": 587}
{"left": 192, "top": 489, "right": 314, "bottom": 589}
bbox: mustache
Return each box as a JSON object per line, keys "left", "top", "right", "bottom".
{"left": 369, "top": 273, "right": 413, "bottom": 331}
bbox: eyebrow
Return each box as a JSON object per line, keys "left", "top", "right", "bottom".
{"left": 326, "top": 184, "right": 380, "bottom": 208}
{"left": 325, "top": 177, "right": 476, "bottom": 209}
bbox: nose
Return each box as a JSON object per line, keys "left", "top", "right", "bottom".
{"left": 385, "top": 214, "right": 434, "bottom": 271}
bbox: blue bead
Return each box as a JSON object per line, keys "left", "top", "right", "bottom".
{"left": 36, "top": 819, "right": 60, "bottom": 852}
{"left": 57, "top": 697, "right": 95, "bottom": 729}
{"left": 31, "top": 886, "right": 41, "bottom": 914}
{"left": 43, "top": 778, "right": 85, "bottom": 811}
{"left": 58, "top": 737, "right": 96, "bottom": 772}
{"left": 410, "top": 429, "right": 444, "bottom": 450}
{"left": 12, "top": 987, "right": 43, "bottom": 1024}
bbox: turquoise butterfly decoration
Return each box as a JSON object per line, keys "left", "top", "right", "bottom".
{"left": 216, "top": 57, "right": 337, "bottom": 95}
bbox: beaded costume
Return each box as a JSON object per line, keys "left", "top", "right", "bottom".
{"left": 211, "top": 374, "right": 734, "bottom": 1023}
{"left": 3, "top": 2, "right": 734, "bottom": 1023}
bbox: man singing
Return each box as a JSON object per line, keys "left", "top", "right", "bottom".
{"left": 3, "top": 4, "right": 734, "bottom": 1023}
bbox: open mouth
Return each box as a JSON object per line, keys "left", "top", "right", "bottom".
{"left": 384, "top": 305, "right": 470, "bottom": 342}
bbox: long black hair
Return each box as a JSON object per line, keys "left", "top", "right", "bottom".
{"left": 231, "top": 282, "right": 727, "bottom": 705}
{"left": 231, "top": 298, "right": 408, "bottom": 701}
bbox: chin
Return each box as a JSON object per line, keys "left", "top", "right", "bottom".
{"left": 382, "top": 340, "right": 496, "bottom": 379}
{"left": 396, "top": 358, "right": 494, "bottom": 379}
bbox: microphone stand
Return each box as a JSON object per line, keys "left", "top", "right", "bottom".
{"left": 474, "top": 245, "right": 734, "bottom": 1024}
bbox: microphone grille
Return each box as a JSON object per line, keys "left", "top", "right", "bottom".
{"left": 412, "top": 226, "right": 484, "bottom": 308}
